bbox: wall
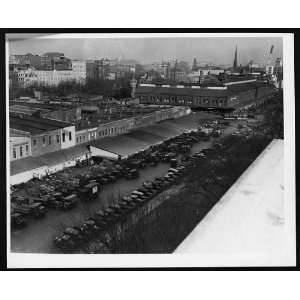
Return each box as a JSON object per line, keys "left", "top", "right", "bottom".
{"left": 98, "top": 118, "right": 134, "bottom": 138}
{"left": 139, "top": 94, "right": 228, "bottom": 108}
{"left": 76, "top": 127, "right": 98, "bottom": 144}
{"left": 10, "top": 151, "right": 90, "bottom": 185}
{"left": 61, "top": 126, "right": 76, "bottom": 149}
{"left": 74, "top": 107, "right": 190, "bottom": 145}
{"left": 31, "top": 128, "right": 62, "bottom": 157}
{"left": 9, "top": 136, "right": 32, "bottom": 161}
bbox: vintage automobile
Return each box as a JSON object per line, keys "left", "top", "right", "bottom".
{"left": 93, "top": 210, "right": 110, "bottom": 229}
{"left": 162, "top": 152, "right": 177, "bottom": 163}
{"left": 137, "top": 187, "right": 154, "bottom": 198}
{"left": 31, "top": 195, "right": 51, "bottom": 207}
{"left": 78, "top": 182, "right": 100, "bottom": 201}
{"left": 61, "top": 194, "right": 78, "bottom": 210}
{"left": 95, "top": 175, "right": 109, "bottom": 185}
{"left": 54, "top": 234, "right": 76, "bottom": 252}
{"left": 118, "top": 200, "right": 134, "bottom": 212}
{"left": 48, "top": 193, "right": 62, "bottom": 209}
{"left": 64, "top": 227, "right": 85, "bottom": 243}
{"left": 124, "top": 169, "right": 139, "bottom": 180}
{"left": 163, "top": 174, "right": 175, "bottom": 184}
{"left": 80, "top": 219, "right": 101, "bottom": 237}
{"left": 168, "top": 168, "right": 181, "bottom": 176}
{"left": 170, "top": 158, "right": 178, "bottom": 168}
{"left": 102, "top": 207, "right": 121, "bottom": 224}
{"left": 131, "top": 194, "right": 146, "bottom": 204}
{"left": 13, "top": 202, "right": 47, "bottom": 218}
{"left": 212, "top": 129, "right": 222, "bottom": 138}
{"left": 110, "top": 204, "right": 128, "bottom": 218}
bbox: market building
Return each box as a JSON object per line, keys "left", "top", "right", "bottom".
{"left": 135, "top": 80, "right": 276, "bottom": 111}
{"left": 10, "top": 115, "right": 75, "bottom": 157}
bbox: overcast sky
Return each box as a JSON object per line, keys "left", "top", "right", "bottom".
{"left": 8, "top": 36, "right": 283, "bottom": 66}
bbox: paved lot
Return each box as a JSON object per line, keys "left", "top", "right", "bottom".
{"left": 10, "top": 112, "right": 241, "bottom": 253}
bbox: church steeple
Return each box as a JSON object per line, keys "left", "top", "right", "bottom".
{"left": 192, "top": 58, "right": 197, "bottom": 71}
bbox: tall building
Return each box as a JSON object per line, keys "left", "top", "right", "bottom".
{"left": 233, "top": 46, "right": 238, "bottom": 69}
{"left": 274, "top": 58, "right": 283, "bottom": 78}
{"left": 173, "top": 60, "right": 178, "bottom": 81}
{"left": 130, "top": 77, "right": 137, "bottom": 98}
{"left": 161, "top": 61, "right": 171, "bottom": 79}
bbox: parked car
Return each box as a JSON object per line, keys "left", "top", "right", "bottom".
{"left": 64, "top": 227, "right": 85, "bottom": 243}
{"left": 124, "top": 169, "right": 139, "bottom": 179}
{"left": 163, "top": 152, "right": 177, "bottom": 163}
{"left": 170, "top": 158, "right": 178, "bottom": 168}
{"left": 54, "top": 234, "right": 76, "bottom": 251}
{"left": 13, "top": 202, "right": 47, "bottom": 218}
{"left": 78, "top": 182, "right": 100, "bottom": 201}
{"left": 61, "top": 194, "right": 78, "bottom": 210}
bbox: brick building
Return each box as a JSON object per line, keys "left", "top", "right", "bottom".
{"left": 10, "top": 115, "right": 75, "bottom": 157}
{"left": 136, "top": 80, "right": 275, "bottom": 110}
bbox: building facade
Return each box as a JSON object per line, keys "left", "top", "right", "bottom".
{"left": 9, "top": 130, "right": 32, "bottom": 161}
{"left": 75, "top": 106, "right": 191, "bottom": 145}
{"left": 136, "top": 81, "right": 275, "bottom": 110}
{"left": 10, "top": 115, "right": 75, "bottom": 157}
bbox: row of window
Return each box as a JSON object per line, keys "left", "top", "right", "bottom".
{"left": 12, "top": 144, "right": 29, "bottom": 159}
{"left": 32, "top": 132, "right": 72, "bottom": 147}
{"left": 75, "top": 126, "right": 129, "bottom": 144}
{"left": 140, "top": 95, "right": 227, "bottom": 106}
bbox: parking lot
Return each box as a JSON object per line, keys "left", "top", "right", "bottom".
{"left": 11, "top": 112, "right": 242, "bottom": 253}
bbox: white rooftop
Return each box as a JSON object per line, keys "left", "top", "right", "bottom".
{"left": 175, "top": 139, "right": 296, "bottom": 267}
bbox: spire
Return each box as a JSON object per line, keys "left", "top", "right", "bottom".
{"left": 233, "top": 45, "right": 238, "bottom": 69}
{"left": 192, "top": 58, "right": 197, "bottom": 71}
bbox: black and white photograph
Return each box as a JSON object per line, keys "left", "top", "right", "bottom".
{"left": 5, "top": 32, "right": 296, "bottom": 268}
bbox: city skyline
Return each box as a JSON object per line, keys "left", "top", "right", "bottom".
{"left": 9, "top": 36, "right": 283, "bottom": 66}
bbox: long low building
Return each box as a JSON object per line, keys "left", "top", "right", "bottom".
{"left": 9, "top": 110, "right": 203, "bottom": 185}
{"left": 136, "top": 80, "right": 276, "bottom": 110}
{"left": 10, "top": 115, "right": 75, "bottom": 158}
{"left": 175, "top": 139, "right": 296, "bottom": 267}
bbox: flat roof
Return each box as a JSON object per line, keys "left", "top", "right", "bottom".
{"left": 136, "top": 86, "right": 228, "bottom": 97}
{"left": 10, "top": 105, "right": 51, "bottom": 115}
{"left": 175, "top": 139, "right": 296, "bottom": 266}
{"left": 10, "top": 115, "right": 73, "bottom": 135}
{"left": 136, "top": 82, "right": 271, "bottom": 97}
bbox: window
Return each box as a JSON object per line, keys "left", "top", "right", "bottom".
{"left": 20, "top": 146, "right": 23, "bottom": 157}
{"left": 83, "top": 135, "right": 86, "bottom": 141}
{"left": 42, "top": 137, "right": 46, "bottom": 145}
{"left": 69, "top": 132, "right": 72, "bottom": 141}
{"left": 13, "top": 147, "right": 16, "bottom": 159}
{"left": 76, "top": 137, "right": 79, "bottom": 143}
{"left": 80, "top": 136, "right": 82, "bottom": 142}
{"left": 26, "top": 145, "right": 29, "bottom": 155}
{"left": 33, "top": 139, "right": 37, "bottom": 146}
{"left": 49, "top": 136, "right": 52, "bottom": 145}
{"left": 62, "top": 133, "right": 65, "bottom": 142}
{"left": 56, "top": 135, "right": 59, "bottom": 143}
